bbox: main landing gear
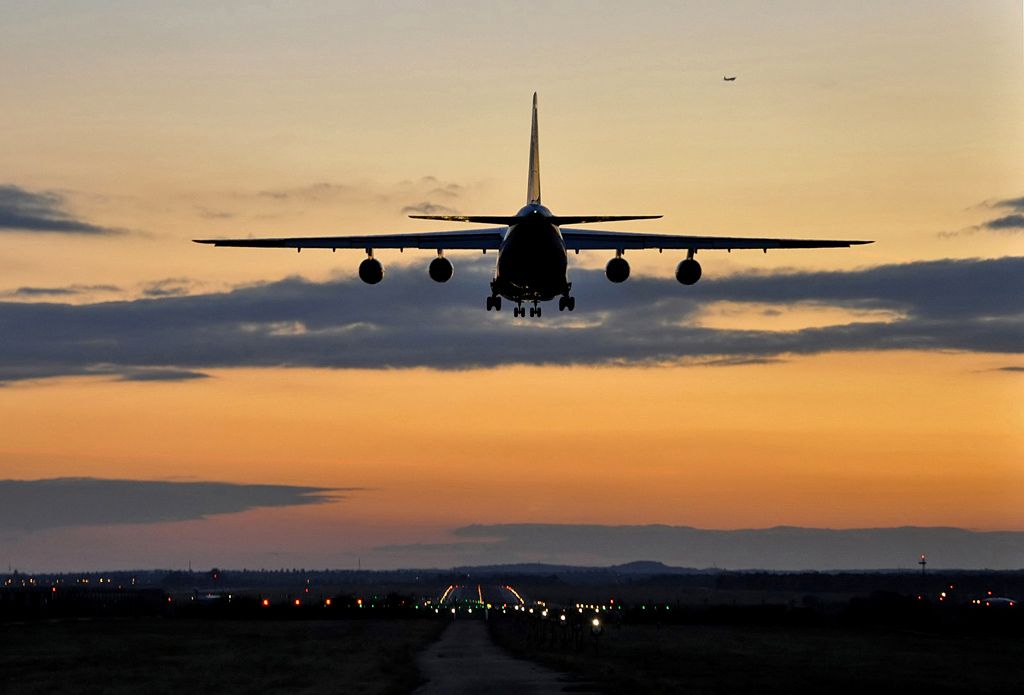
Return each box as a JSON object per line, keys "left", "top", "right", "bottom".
{"left": 512, "top": 302, "right": 540, "bottom": 318}
{"left": 486, "top": 295, "right": 502, "bottom": 311}
{"left": 504, "top": 296, "right": 575, "bottom": 317}
{"left": 511, "top": 301, "right": 542, "bottom": 318}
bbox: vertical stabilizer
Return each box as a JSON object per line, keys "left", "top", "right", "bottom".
{"left": 527, "top": 92, "right": 541, "bottom": 204}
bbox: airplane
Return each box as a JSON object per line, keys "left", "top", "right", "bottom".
{"left": 195, "top": 94, "right": 871, "bottom": 318}
{"left": 723, "top": 76, "right": 737, "bottom": 81}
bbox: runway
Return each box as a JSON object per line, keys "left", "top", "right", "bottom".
{"left": 414, "top": 619, "right": 569, "bottom": 695}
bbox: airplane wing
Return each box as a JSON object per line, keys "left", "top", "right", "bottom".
{"left": 193, "top": 228, "right": 506, "bottom": 251}
{"left": 560, "top": 228, "right": 872, "bottom": 252}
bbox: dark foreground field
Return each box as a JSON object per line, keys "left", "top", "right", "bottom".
{"left": 490, "top": 620, "right": 1024, "bottom": 694}
{"left": 1, "top": 618, "right": 445, "bottom": 695}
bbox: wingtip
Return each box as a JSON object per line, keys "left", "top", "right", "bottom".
{"left": 532, "top": 91, "right": 537, "bottom": 105}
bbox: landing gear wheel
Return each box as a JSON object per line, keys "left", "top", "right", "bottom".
{"left": 567, "top": 297, "right": 575, "bottom": 311}
{"left": 558, "top": 297, "right": 566, "bottom": 311}
{"left": 493, "top": 297, "right": 501, "bottom": 311}
{"left": 536, "top": 306, "right": 542, "bottom": 317}
{"left": 486, "top": 296, "right": 493, "bottom": 311}
{"left": 528, "top": 307, "right": 536, "bottom": 318}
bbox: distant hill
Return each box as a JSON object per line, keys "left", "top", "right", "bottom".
{"left": 418, "top": 524, "right": 1024, "bottom": 571}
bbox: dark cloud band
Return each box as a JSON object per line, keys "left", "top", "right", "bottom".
{"left": 0, "top": 478, "right": 348, "bottom": 531}
{"left": 0, "top": 256, "right": 1020, "bottom": 383}
{"left": 0, "top": 184, "right": 118, "bottom": 235}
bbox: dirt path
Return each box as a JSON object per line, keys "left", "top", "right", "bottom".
{"left": 413, "top": 619, "right": 571, "bottom": 694}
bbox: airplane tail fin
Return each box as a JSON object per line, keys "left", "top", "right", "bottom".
{"left": 527, "top": 92, "right": 541, "bottom": 205}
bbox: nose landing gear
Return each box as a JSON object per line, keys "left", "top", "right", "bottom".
{"left": 558, "top": 295, "right": 576, "bottom": 312}
{"left": 486, "top": 295, "right": 502, "bottom": 311}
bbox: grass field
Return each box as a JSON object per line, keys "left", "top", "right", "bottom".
{"left": 1, "top": 618, "right": 445, "bottom": 695}
{"left": 490, "top": 619, "right": 1024, "bottom": 694}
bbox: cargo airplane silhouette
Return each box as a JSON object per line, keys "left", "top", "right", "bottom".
{"left": 197, "top": 94, "right": 871, "bottom": 318}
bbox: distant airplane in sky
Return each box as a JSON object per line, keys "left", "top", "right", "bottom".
{"left": 196, "top": 94, "right": 871, "bottom": 318}
{"left": 723, "top": 76, "right": 737, "bottom": 81}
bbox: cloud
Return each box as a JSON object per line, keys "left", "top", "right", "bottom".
{"left": 376, "top": 523, "right": 1024, "bottom": 570}
{"left": 116, "top": 369, "right": 210, "bottom": 382}
{"left": 2, "top": 284, "right": 121, "bottom": 299}
{"left": 992, "top": 196, "right": 1024, "bottom": 212}
{"left": 0, "top": 184, "right": 120, "bottom": 235}
{"left": 0, "top": 256, "right": 1019, "bottom": 383}
{"left": 0, "top": 478, "right": 350, "bottom": 531}
{"left": 945, "top": 195, "right": 1024, "bottom": 236}
{"left": 212, "top": 177, "right": 468, "bottom": 221}
{"left": 141, "top": 278, "right": 195, "bottom": 298}
{"left": 400, "top": 201, "right": 459, "bottom": 216}
{"left": 984, "top": 214, "right": 1024, "bottom": 231}
{"left": 256, "top": 182, "right": 354, "bottom": 202}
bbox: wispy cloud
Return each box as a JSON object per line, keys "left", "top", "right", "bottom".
{"left": 400, "top": 201, "right": 459, "bottom": 216}
{"left": 116, "top": 369, "right": 210, "bottom": 382}
{"left": 0, "top": 256, "right": 1019, "bottom": 383}
{"left": 943, "top": 195, "right": 1024, "bottom": 237}
{"left": 2, "top": 284, "right": 122, "bottom": 299}
{"left": 984, "top": 214, "right": 1024, "bottom": 231}
{"left": 208, "top": 177, "right": 469, "bottom": 220}
{"left": 141, "top": 278, "right": 196, "bottom": 298}
{"left": 0, "top": 184, "right": 121, "bottom": 235}
{"left": 0, "top": 478, "right": 351, "bottom": 531}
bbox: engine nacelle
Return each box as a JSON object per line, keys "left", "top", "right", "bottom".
{"left": 605, "top": 257, "right": 630, "bottom": 283}
{"left": 675, "top": 258, "right": 702, "bottom": 285}
{"left": 428, "top": 256, "right": 454, "bottom": 283}
{"left": 358, "top": 258, "right": 384, "bottom": 284}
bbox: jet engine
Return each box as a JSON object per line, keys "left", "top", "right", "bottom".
{"left": 675, "top": 258, "right": 701, "bottom": 285}
{"left": 605, "top": 257, "right": 630, "bottom": 283}
{"left": 358, "top": 257, "right": 384, "bottom": 284}
{"left": 428, "top": 256, "right": 454, "bottom": 283}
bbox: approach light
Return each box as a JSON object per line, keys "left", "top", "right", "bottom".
{"left": 592, "top": 618, "right": 600, "bottom": 627}
{"left": 560, "top": 614, "right": 566, "bottom": 622}
{"left": 325, "top": 599, "right": 332, "bottom": 607}
{"left": 262, "top": 599, "right": 269, "bottom": 607}
{"left": 294, "top": 599, "right": 301, "bottom": 606}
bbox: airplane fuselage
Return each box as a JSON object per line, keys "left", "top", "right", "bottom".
{"left": 492, "top": 204, "right": 569, "bottom": 303}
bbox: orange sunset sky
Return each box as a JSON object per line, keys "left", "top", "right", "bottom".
{"left": 0, "top": 1, "right": 1021, "bottom": 571}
